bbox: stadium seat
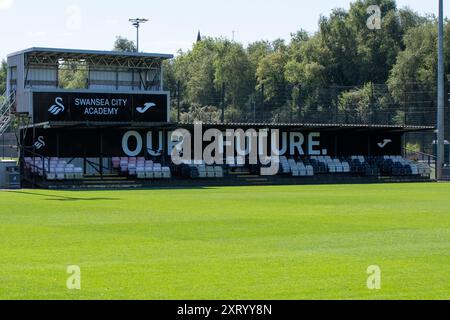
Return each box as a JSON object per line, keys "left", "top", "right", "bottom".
{"left": 236, "top": 157, "right": 245, "bottom": 167}
{"left": 153, "top": 167, "right": 162, "bottom": 179}
{"left": 64, "top": 167, "right": 75, "bottom": 180}
{"left": 128, "top": 163, "right": 137, "bottom": 176}
{"left": 162, "top": 167, "right": 172, "bottom": 179}
{"left": 74, "top": 168, "right": 83, "bottom": 180}
{"left": 145, "top": 167, "right": 154, "bottom": 179}
{"left": 214, "top": 166, "right": 224, "bottom": 178}
{"left": 112, "top": 157, "right": 120, "bottom": 169}
{"left": 198, "top": 165, "right": 207, "bottom": 178}
{"left": 280, "top": 156, "right": 291, "bottom": 174}
{"left": 56, "top": 167, "right": 65, "bottom": 180}
{"left": 226, "top": 157, "right": 236, "bottom": 167}
{"left": 136, "top": 167, "right": 146, "bottom": 179}
{"left": 46, "top": 169, "right": 56, "bottom": 181}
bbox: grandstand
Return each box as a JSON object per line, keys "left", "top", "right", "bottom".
{"left": 0, "top": 47, "right": 437, "bottom": 189}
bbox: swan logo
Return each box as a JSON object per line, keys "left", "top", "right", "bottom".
{"left": 136, "top": 102, "right": 156, "bottom": 114}
{"left": 48, "top": 97, "right": 65, "bottom": 115}
{"left": 33, "top": 136, "right": 46, "bottom": 150}
{"left": 378, "top": 139, "right": 392, "bottom": 149}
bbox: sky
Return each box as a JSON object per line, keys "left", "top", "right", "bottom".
{"left": 0, "top": 0, "right": 449, "bottom": 60}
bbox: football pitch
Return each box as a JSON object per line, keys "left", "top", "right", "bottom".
{"left": 0, "top": 183, "right": 449, "bottom": 300}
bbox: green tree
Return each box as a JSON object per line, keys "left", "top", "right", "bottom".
{"left": 256, "top": 50, "right": 289, "bottom": 120}
{"left": 388, "top": 20, "right": 450, "bottom": 129}
{"left": 0, "top": 60, "right": 6, "bottom": 94}
{"left": 213, "top": 40, "right": 254, "bottom": 110}
{"left": 247, "top": 40, "right": 273, "bottom": 72}
{"left": 59, "top": 62, "right": 88, "bottom": 89}
{"left": 338, "top": 83, "right": 375, "bottom": 124}
{"left": 170, "top": 38, "right": 255, "bottom": 122}
{"left": 113, "top": 36, "right": 137, "bottom": 52}
{"left": 347, "top": 0, "right": 424, "bottom": 84}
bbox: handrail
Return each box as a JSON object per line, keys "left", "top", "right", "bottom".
{"left": 0, "top": 91, "right": 16, "bottom": 134}
{"left": 404, "top": 147, "right": 436, "bottom": 169}
{"left": 21, "top": 147, "right": 50, "bottom": 187}
{"left": 404, "top": 148, "right": 436, "bottom": 160}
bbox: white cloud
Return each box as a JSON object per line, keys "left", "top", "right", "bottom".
{"left": 0, "top": 0, "right": 14, "bottom": 10}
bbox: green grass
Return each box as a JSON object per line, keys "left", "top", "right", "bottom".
{"left": 0, "top": 183, "right": 449, "bottom": 300}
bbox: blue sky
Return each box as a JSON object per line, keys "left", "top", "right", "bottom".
{"left": 0, "top": 0, "right": 448, "bottom": 59}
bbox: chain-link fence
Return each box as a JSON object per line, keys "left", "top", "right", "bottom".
{"left": 0, "top": 131, "right": 18, "bottom": 159}
{"left": 170, "top": 82, "right": 446, "bottom": 156}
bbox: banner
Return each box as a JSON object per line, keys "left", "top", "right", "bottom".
{"left": 33, "top": 91, "right": 169, "bottom": 123}
{"left": 23, "top": 127, "right": 402, "bottom": 158}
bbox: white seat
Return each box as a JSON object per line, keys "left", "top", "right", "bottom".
{"left": 112, "top": 157, "right": 121, "bottom": 169}
{"left": 226, "top": 157, "right": 236, "bottom": 167}
{"left": 46, "top": 172, "right": 56, "bottom": 181}
{"left": 214, "top": 166, "right": 224, "bottom": 178}
{"left": 128, "top": 164, "right": 137, "bottom": 176}
{"left": 64, "top": 167, "right": 75, "bottom": 180}
{"left": 74, "top": 168, "right": 83, "bottom": 180}
{"left": 206, "top": 167, "right": 215, "bottom": 178}
{"left": 145, "top": 170, "right": 154, "bottom": 179}
{"left": 342, "top": 162, "right": 350, "bottom": 173}
{"left": 198, "top": 166, "right": 207, "bottom": 178}
{"left": 410, "top": 165, "right": 419, "bottom": 175}
{"left": 153, "top": 172, "right": 162, "bottom": 179}
{"left": 162, "top": 167, "right": 172, "bottom": 179}
{"left": 236, "top": 157, "right": 245, "bottom": 167}
{"left": 56, "top": 167, "right": 65, "bottom": 180}
{"left": 136, "top": 167, "right": 146, "bottom": 179}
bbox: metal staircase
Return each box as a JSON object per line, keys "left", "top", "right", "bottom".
{"left": 0, "top": 91, "right": 15, "bottom": 138}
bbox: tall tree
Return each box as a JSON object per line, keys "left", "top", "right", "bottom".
{"left": 256, "top": 50, "right": 289, "bottom": 116}
{"left": 113, "top": 36, "right": 137, "bottom": 52}
{"left": 0, "top": 60, "right": 7, "bottom": 94}
{"left": 59, "top": 62, "right": 88, "bottom": 89}
{"left": 388, "top": 21, "right": 450, "bottom": 128}
{"left": 213, "top": 40, "right": 254, "bottom": 109}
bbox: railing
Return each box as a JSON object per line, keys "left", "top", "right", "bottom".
{"left": 0, "top": 91, "right": 16, "bottom": 137}
{"left": 404, "top": 148, "right": 436, "bottom": 167}
{"left": 404, "top": 147, "right": 437, "bottom": 180}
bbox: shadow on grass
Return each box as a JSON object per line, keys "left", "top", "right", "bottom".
{"left": 7, "top": 190, "right": 121, "bottom": 202}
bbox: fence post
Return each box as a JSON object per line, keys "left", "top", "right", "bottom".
{"left": 371, "top": 83, "right": 376, "bottom": 125}
{"left": 261, "top": 84, "right": 265, "bottom": 123}
{"left": 332, "top": 85, "right": 338, "bottom": 124}
{"left": 177, "top": 81, "right": 181, "bottom": 123}
{"left": 253, "top": 100, "right": 256, "bottom": 123}
{"left": 297, "top": 85, "right": 302, "bottom": 123}
{"left": 221, "top": 82, "right": 225, "bottom": 123}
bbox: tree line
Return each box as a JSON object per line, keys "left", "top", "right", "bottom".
{"left": 1, "top": 0, "right": 449, "bottom": 132}
{"left": 161, "top": 0, "right": 449, "bottom": 129}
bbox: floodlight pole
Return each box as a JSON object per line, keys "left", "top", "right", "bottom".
{"left": 437, "top": 0, "right": 445, "bottom": 180}
{"left": 129, "top": 18, "right": 149, "bottom": 52}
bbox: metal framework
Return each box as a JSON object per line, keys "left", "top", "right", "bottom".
{"left": 24, "top": 50, "right": 165, "bottom": 70}
{"left": 9, "top": 48, "right": 173, "bottom": 92}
